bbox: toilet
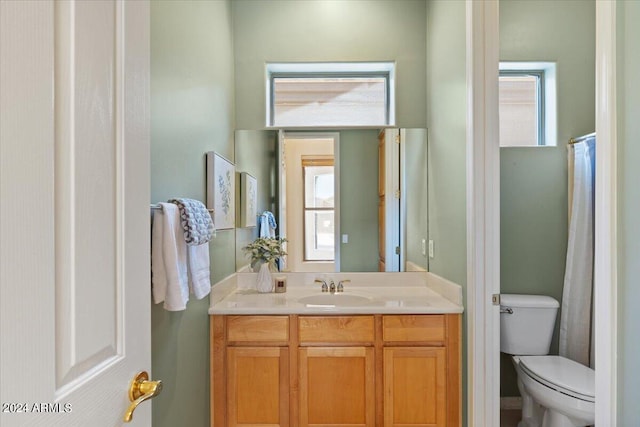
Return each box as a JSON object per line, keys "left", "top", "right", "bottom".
{"left": 500, "top": 294, "right": 595, "bottom": 427}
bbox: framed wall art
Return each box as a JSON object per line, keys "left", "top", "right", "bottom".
{"left": 206, "top": 151, "right": 235, "bottom": 229}
{"left": 240, "top": 172, "right": 257, "bottom": 228}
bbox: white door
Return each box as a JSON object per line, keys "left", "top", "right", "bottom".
{"left": 0, "top": 1, "right": 152, "bottom": 426}
{"left": 383, "top": 129, "right": 400, "bottom": 271}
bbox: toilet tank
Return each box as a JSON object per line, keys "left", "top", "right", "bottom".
{"left": 500, "top": 294, "right": 559, "bottom": 355}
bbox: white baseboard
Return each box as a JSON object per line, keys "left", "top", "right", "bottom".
{"left": 500, "top": 397, "right": 522, "bottom": 410}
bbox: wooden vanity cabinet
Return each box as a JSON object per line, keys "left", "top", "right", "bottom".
{"left": 211, "top": 314, "right": 461, "bottom": 427}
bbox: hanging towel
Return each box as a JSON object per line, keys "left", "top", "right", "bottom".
{"left": 259, "top": 211, "right": 277, "bottom": 238}
{"left": 168, "top": 198, "right": 215, "bottom": 246}
{"left": 151, "top": 203, "right": 189, "bottom": 311}
{"left": 187, "top": 243, "right": 211, "bottom": 300}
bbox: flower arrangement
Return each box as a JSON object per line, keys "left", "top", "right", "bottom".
{"left": 243, "top": 237, "right": 287, "bottom": 271}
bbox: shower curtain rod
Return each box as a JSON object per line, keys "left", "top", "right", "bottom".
{"left": 569, "top": 132, "right": 596, "bottom": 145}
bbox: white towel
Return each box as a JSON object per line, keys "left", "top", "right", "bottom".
{"left": 187, "top": 243, "right": 211, "bottom": 299}
{"left": 151, "top": 203, "right": 189, "bottom": 311}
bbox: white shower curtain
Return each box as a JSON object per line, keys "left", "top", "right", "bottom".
{"left": 559, "top": 138, "right": 595, "bottom": 367}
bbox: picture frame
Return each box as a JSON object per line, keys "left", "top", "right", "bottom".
{"left": 206, "top": 151, "right": 235, "bottom": 230}
{"left": 240, "top": 172, "right": 258, "bottom": 228}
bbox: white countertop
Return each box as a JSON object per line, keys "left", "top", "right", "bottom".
{"left": 208, "top": 272, "right": 463, "bottom": 315}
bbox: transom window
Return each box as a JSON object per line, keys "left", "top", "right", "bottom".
{"left": 267, "top": 62, "right": 395, "bottom": 128}
{"left": 499, "top": 71, "right": 543, "bottom": 146}
{"left": 499, "top": 62, "right": 557, "bottom": 147}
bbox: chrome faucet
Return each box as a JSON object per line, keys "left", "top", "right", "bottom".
{"left": 329, "top": 279, "right": 336, "bottom": 294}
{"left": 315, "top": 278, "right": 328, "bottom": 292}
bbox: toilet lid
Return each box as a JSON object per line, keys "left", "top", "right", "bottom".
{"left": 519, "top": 356, "right": 595, "bottom": 403}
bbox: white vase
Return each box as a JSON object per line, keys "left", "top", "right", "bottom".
{"left": 256, "top": 262, "right": 273, "bottom": 293}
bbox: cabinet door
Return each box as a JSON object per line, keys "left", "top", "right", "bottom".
{"left": 299, "top": 347, "right": 375, "bottom": 427}
{"left": 227, "top": 347, "right": 289, "bottom": 427}
{"left": 384, "top": 347, "right": 447, "bottom": 427}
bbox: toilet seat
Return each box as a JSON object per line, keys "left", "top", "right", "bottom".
{"left": 518, "top": 355, "right": 595, "bottom": 403}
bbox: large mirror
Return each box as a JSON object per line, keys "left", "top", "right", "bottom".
{"left": 234, "top": 128, "right": 428, "bottom": 273}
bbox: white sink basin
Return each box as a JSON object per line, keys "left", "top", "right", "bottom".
{"left": 297, "top": 293, "right": 373, "bottom": 307}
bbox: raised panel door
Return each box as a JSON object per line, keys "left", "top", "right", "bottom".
{"left": 299, "top": 347, "right": 375, "bottom": 427}
{"left": 227, "top": 347, "right": 290, "bottom": 427}
{"left": 384, "top": 347, "right": 447, "bottom": 427}
{"left": 0, "top": 1, "right": 151, "bottom": 425}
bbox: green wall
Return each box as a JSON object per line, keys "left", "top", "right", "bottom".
{"left": 617, "top": 0, "right": 640, "bottom": 422}
{"left": 150, "top": 1, "right": 235, "bottom": 426}
{"left": 231, "top": 0, "right": 428, "bottom": 129}
{"left": 425, "top": 1, "right": 467, "bottom": 424}
{"left": 499, "top": 0, "right": 595, "bottom": 397}
{"left": 339, "top": 130, "right": 380, "bottom": 272}
{"left": 404, "top": 129, "right": 429, "bottom": 270}
{"left": 234, "top": 130, "right": 278, "bottom": 270}
{"left": 426, "top": 0, "right": 467, "bottom": 287}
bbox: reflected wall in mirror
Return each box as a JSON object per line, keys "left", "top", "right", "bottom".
{"left": 234, "top": 130, "right": 278, "bottom": 272}
{"left": 402, "top": 129, "right": 429, "bottom": 272}
{"left": 234, "top": 128, "right": 428, "bottom": 273}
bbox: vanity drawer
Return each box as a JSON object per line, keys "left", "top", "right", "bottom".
{"left": 382, "top": 315, "right": 446, "bottom": 343}
{"left": 227, "top": 315, "right": 289, "bottom": 343}
{"left": 299, "top": 316, "right": 375, "bottom": 344}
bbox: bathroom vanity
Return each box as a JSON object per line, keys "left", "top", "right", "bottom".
{"left": 209, "top": 273, "right": 463, "bottom": 427}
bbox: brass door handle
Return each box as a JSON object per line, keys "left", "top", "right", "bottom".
{"left": 123, "top": 371, "right": 163, "bottom": 422}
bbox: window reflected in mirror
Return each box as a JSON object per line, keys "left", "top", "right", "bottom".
{"left": 303, "top": 159, "right": 335, "bottom": 261}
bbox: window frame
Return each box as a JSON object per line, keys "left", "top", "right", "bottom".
{"left": 266, "top": 62, "right": 396, "bottom": 128}
{"left": 301, "top": 158, "right": 335, "bottom": 262}
{"left": 499, "top": 69, "right": 545, "bottom": 146}
{"left": 499, "top": 61, "right": 557, "bottom": 147}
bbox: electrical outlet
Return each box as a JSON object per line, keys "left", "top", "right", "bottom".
{"left": 342, "top": 234, "right": 349, "bottom": 244}
{"left": 421, "top": 239, "right": 427, "bottom": 256}
{"left": 428, "top": 240, "right": 435, "bottom": 258}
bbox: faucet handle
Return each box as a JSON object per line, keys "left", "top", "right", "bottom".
{"left": 337, "top": 279, "right": 350, "bottom": 292}
{"left": 329, "top": 280, "right": 336, "bottom": 293}
{"left": 315, "top": 278, "right": 328, "bottom": 292}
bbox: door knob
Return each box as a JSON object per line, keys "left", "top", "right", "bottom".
{"left": 123, "top": 371, "right": 162, "bottom": 422}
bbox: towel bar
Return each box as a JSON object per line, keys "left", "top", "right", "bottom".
{"left": 150, "top": 203, "right": 214, "bottom": 214}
